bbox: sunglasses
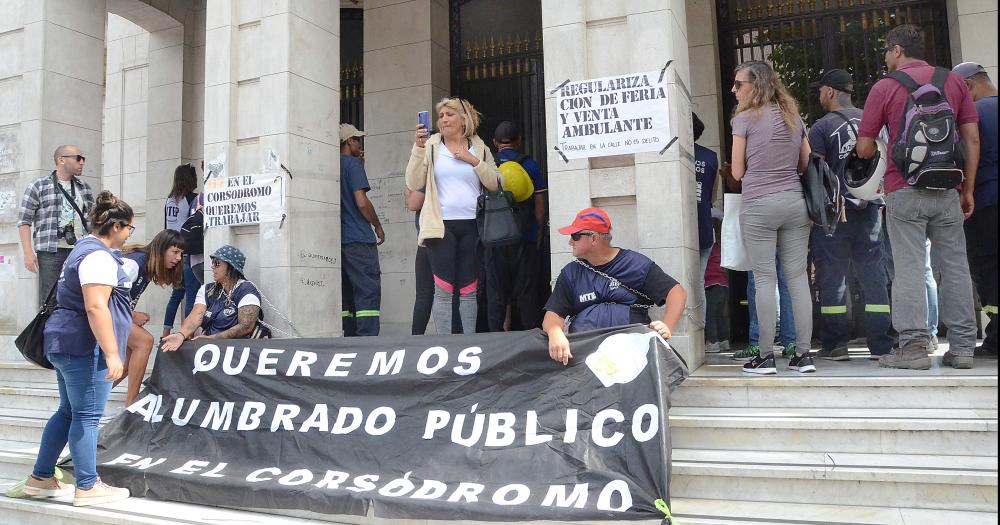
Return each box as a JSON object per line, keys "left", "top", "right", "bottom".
{"left": 883, "top": 44, "right": 897, "bottom": 55}
{"left": 211, "top": 259, "right": 225, "bottom": 268}
{"left": 60, "top": 154, "right": 86, "bottom": 162}
{"left": 570, "top": 232, "right": 595, "bottom": 241}
{"left": 732, "top": 79, "right": 747, "bottom": 90}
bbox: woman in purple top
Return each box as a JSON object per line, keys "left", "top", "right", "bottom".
{"left": 729, "top": 60, "right": 815, "bottom": 376}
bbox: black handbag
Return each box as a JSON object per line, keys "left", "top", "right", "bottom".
{"left": 14, "top": 282, "right": 57, "bottom": 370}
{"left": 476, "top": 178, "right": 522, "bottom": 248}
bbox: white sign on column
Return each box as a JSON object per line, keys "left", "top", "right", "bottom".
{"left": 204, "top": 173, "right": 286, "bottom": 227}
{"left": 556, "top": 71, "right": 671, "bottom": 159}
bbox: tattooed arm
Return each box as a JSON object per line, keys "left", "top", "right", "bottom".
{"left": 198, "top": 305, "right": 260, "bottom": 340}
{"left": 160, "top": 303, "right": 207, "bottom": 352}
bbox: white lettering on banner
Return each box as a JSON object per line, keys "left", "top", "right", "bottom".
{"left": 204, "top": 172, "right": 285, "bottom": 227}
{"left": 190, "top": 343, "right": 482, "bottom": 378}
{"left": 556, "top": 71, "right": 670, "bottom": 159}
{"left": 109, "top": 454, "right": 639, "bottom": 512}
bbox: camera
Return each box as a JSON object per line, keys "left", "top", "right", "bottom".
{"left": 58, "top": 223, "right": 77, "bottom": 246}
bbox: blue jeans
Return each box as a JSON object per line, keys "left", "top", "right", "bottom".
{"left": 33, "top": 350, "right": 113, "bottom": 489}
{"left": 163, "top": 256, "right": 200, "bottom": 328}
{"left": 812, "top": 206, "right": 894, "bottom": 354}
{"left": 747, "top": 257, "right": 796, "bottom": 346}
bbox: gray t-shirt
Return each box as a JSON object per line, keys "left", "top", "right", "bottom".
{"left": 732, "top": 105, "right": 805, "bottom": 201}
{"left": 808, "top": 108, "right": 882, "bottom": 208}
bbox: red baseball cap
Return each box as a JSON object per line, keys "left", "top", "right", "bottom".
{"left": 558, "top": 207, "right": 612, "bottom": 235}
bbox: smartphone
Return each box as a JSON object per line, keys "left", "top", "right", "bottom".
{"left": 417, "top": 111, "right": 430, "bottom": 132}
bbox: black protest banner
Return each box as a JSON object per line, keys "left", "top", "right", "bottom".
{"left": 90, "top": 325, "right": 688, "bottom": 521}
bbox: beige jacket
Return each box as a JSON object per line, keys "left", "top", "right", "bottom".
{"left": 404, "top": 133, "right": 501, "bottom": 245}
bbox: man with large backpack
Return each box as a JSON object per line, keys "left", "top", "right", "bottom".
{"left": 857, "top": 24, "right": 981, "bottom": 370}
{"left": 808, "top": 69, "right": 894, "bottom": 361}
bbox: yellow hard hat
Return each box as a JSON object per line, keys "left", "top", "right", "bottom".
{"left": 498, "top": 161, "right": 534, "bottom": 202}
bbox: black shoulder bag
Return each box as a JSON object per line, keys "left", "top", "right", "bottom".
{"left": 474, "top": 143, "right": 521, "bottom": 247}
{"left": 14, "top": 282, "right": 57, "bottom": 370}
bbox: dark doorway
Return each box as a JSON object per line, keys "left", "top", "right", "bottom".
{"left": 449, "top": 0, "right": 547, "bottom": 172}
{"left": 340, "top": 8, "right": 363, "bottom": 129}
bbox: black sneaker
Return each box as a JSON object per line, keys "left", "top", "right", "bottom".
{"left": 788, "top": 353, "right": 817, "bottom": 373}
{"left": 742, "top": 353, "right": 776, "bottom": 375}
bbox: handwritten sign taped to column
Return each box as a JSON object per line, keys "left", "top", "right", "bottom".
{"left": 556, "top": 71, "right": 670, "bottom": 159}
{"left": 204, "top": 173, "right": 285, "bottom": 227}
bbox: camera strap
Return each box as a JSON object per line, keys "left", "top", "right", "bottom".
{"left": 51, "top": 172, "right": 89, "bottom": 232}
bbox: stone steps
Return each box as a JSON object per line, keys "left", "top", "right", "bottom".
{"left": 3, "top": 480, "right": 997, "bottom": 525}
{"left": 671, "top": 448, "right": 998, "bottom": 513}
{"left": 673, "top": 374, "right": 999, "bottom": 409}
{"left": 670, "top": 406, "right": 999, "bottom": 455}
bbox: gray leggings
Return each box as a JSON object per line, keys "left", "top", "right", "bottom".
{"left": 740, "top": 190, "right": 813, "bottom": 355}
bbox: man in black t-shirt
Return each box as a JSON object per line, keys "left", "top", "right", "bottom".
{"left": 542, "top": 208, "right": 686, "bottom": 365}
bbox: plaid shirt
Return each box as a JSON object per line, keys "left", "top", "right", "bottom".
{"left": 17, "top": 172, "right": 94, "bottom": 253}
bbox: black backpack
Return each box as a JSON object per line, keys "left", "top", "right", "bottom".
{"left": 802, "top": 153, "right": 845, "bottom": 237}
{"left": 887, "top": 68, "right": 965, "bottom": 189}
{"left": 180, "top": 209, "right": 204, "bottom": 256}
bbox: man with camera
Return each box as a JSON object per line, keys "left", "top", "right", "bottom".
{"left": 18, "top": 145, "right": 95, "bottom": 306}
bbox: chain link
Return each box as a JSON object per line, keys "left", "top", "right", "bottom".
{"left": 573, "top": 259, "right": 656, "bottom": 309}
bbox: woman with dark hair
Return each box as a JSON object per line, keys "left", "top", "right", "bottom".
{"left": 729, "top": 60, "right": 815, "bottom": 375}
{"left": 160, "top": 244, "right": 266, "bottom": 350}
{"left": 405, "top": 97, "right": 501, "bottom": 334}
{"left": 117, "top": 230, "right": 185, "bottom": 405}
{"left": 162, "top": 163, "right": 200, "bottom": 337}
{"left": 24, "top": 190, "right": 134, "bottom": 506}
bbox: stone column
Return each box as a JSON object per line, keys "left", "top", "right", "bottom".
{"left": 947, "top": 0, "right": 998, "bottom": 81}
{"left": 362, "top": 0, "right": 450, "bottom": 335}
{"left": 203, "top": 1, "right": 340, "bottom": 337}
{"left": 0, "top": 0, "right": 106, "bottom": 350}
{"left": 541, "top": 0, "right": 703, "bottom": 368}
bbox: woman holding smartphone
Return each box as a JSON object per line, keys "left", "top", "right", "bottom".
{"left": 405, "top": 98, "right": 501, "bottom": 334}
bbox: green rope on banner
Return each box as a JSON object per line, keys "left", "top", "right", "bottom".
{"left": 654, "top": 498, "right": 674, "bottom": 522}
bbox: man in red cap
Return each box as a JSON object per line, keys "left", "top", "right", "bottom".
{"left": 543, "top": 207, "right": 687, "bottom": 365}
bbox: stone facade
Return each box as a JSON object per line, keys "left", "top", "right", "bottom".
{"left": 0, "top": 0, "right": 995, "bottom": 365}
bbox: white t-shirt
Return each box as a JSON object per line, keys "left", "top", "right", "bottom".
{"left": 78, "top": 250, "right": 121, "bottom": 287}
{"left": 57, "top": 180, "right": 86, "bottom": 249}
{"left": 194, "top": 282, "right": 261, "bottom": 309}
{"left": 434, "top": 142, "right": 480, "bottom": 220}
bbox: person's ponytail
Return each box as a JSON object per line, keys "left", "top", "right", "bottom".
{"left": 89, "top": 190, "right": 134, "bottom": 236}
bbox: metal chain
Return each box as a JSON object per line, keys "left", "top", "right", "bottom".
{"left": 573, "top": 259, "right": 656, "bottom": 309}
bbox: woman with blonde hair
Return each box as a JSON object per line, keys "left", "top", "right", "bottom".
{"left": 729, "top": 60, "right": 815, "bottom": 375}
{"left": 405, "top": 97, "right": 501, "bottom": 334}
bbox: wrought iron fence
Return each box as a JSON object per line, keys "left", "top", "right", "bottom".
{"left": 340, "top": 61, "right": 364, "bottom": 130}
{"left": 718, "top": 0, "right": 952, "bottom": 126}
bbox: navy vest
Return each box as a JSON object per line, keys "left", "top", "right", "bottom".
{"left": 562, "top": 249, "right": 654, "bottom": 333}
{"left": 201, "top": 280, "right": 263, "bottom": 336}
{"left": 44, "top": 236, "right": 132, "bottom": 358}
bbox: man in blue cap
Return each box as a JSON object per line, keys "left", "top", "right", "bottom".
{"left": 954, "top": 61, "right": 997, "bottom": 357}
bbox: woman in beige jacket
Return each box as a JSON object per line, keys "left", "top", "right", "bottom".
{"left": 405, "top": 97, "right": 500, "bottom": 334}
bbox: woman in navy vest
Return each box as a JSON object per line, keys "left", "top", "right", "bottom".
{"left": 160, "top": 244, "right": 264, "bottom": 350}
{"left": 24, "top": 191, "right": 134, "bottom": 506}
{"left": 118, "top": 229, "right": 185, "bottom": 406}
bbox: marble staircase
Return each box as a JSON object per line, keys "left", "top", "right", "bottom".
{"left": 0, "top": 349, "right": 997, "bottom": 524}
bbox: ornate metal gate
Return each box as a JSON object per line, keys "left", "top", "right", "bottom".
{"left": 340, "top": 8, "right": 364, "bottom": 129}
{"left": 717, "top": 0, "right": 952, "bottom": 126}
{"left": 449, "top": 0, "right": 547, "bottom": 174}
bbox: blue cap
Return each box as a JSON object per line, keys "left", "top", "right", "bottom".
{"left": 210, "top": 244, "right": 246, "bottom": 277}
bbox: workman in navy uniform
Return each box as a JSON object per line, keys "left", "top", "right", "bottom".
{"left": 543, "top": 207, "right": 687, "bottom": 364}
